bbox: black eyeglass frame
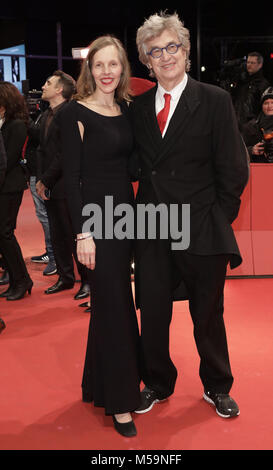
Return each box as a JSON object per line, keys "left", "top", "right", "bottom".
{"left": 146, "top": 43, "right": 183, "bottom": 59}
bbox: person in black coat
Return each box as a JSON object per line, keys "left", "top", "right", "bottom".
{"left": 130, "top": 12, "right": 249, "bottom": 419}
{"left": 36, "top": 70, "right": 89, "bottom": 298}
{"left": 232, "top": 52, "right": 270, "bottom": 130}
{"left": 241, "top": 86, "right": 273, "bottom": 162}
{"left": 25, "top": 110, "right": 57, "bottom": 276}
{"left": 0, "top": 82, "right": 33, "bottom": 301}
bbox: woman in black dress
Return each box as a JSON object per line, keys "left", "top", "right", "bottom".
{"left": 59, "top": 36, "right": 140, "bottom": 437}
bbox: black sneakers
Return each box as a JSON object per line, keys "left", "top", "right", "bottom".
{"left": 134, "top": 387, "right": 240, "bottom": 418}
{"left": 31, "top": 253, "right": 49, "bottom": 263}
{"left": 203, "top": 391, "right": 240, "bottom": 418}
{"left": 134, "top": 387, "right": 167, "bottom": 414}
{"left": 43, "top": 262, "right": 57, "bottom": 276}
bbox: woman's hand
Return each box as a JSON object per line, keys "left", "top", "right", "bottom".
{"left": 76, "top": 235, "right": 96, "bottom": 270}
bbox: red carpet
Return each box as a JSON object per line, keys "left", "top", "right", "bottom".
{"left": 0, "top": 189, "right": 273, "bottom": 451}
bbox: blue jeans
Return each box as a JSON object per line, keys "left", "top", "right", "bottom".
{"left": 29, "top": 176, "right": 55, "bottom": 262}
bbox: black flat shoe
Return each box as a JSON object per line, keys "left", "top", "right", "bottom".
{"left": 74, "top": 283, "right": 90, "bottom": 300}
{"left": 112, "top": 416, "right": 137, "bottom": 437}
{"left": 44, "top": 279, "right": 74, "bottom": 294}
{"left": 6, "top": 279, "right": 33, "bottom": 301}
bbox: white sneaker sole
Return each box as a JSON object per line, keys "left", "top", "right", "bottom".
{"left": 203, "top": 393, "right": 240, "bottom": 418}
{"left": 43, "top": 269, "right": 57, "bottom": 276}
{"left": 31, "top": 259, "right": 49, "bottom": 264}
{"left": 134, "top": 398, "right": 167, "bottom": 414}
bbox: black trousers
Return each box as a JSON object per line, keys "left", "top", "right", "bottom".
{"left": 137, "top": 238, "right": 234, "bottom": 398}
{"left": 0, "top": 191, "right": 30, "bottom": 284}
{"left": 45, "top": 198, "right": 88, "bottom": 284}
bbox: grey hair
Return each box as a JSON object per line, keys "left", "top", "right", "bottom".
{"left": 136, "top": 11, "right": 191, "bottom": 77}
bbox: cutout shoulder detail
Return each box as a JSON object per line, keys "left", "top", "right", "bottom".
{"left": 77, "top": 121, "right": 84, "bottom": 141}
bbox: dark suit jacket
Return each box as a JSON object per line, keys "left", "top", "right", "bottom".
{"left": 130, "top": 76, "right": 249, "bottom": 273}
{"left": 0, "top": 119, "right": 28, "bottom": 193}
{"left": 36, "top": 101, "right": 68, "bottom": 199}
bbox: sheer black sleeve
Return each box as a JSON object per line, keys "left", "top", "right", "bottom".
{"left": 58, "top": 102, "right": 84, "bottom": 234}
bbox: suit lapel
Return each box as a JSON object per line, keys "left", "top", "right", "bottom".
{"left": 153, "top": 76, "right": 201, "bottom": 166}
{"left": 142, "top": 87, "right": 162, "bottom": 155}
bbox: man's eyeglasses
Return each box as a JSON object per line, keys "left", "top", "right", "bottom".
{"left": 146, "top": 43, "right": 183, "bottom": 59}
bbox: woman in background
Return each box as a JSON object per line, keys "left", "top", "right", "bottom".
{"left": 0, "top": 82, "right": 33, "bottom": 301}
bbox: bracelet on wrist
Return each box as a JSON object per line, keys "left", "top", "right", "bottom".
{"left": 75, "top": 233, "right": 92, "bottom": 241}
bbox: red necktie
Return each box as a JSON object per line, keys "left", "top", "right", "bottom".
{"left": 157, "top": 93, "right": 171, "bottom": 134}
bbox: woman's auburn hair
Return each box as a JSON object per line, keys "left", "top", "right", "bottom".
{"left": 74, "top": 35, "right": 132, "bottom": 103}
{"left": 0, "top": 81, "right": 29, "bottom": 124}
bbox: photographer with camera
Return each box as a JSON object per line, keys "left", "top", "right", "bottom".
{"left": 242, "top": 87, "right": 273, "bottom": 162}
{"left": 233, "top": 52, "right": 269, "bottom": 129}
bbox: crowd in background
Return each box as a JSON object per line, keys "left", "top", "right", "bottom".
{"left": 231, "top": 52, "right": 273, "bottom": 162}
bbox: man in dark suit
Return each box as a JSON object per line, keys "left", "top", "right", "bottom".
{"left": 130, "top": 12, "right": 249, "bottom": 418}
{"left": 36, "top": 70, "right": 89, "bottom": 298}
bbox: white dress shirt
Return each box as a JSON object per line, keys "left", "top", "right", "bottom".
{"left": 155, "top": 74, "right": 188, "bottom": 137}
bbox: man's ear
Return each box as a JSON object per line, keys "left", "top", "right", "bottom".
{"left": 56, "top": 85, "right": 64, "bottom": 97}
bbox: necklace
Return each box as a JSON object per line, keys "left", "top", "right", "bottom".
{"left": 81, "top": 98, "right": 121, "bottom": 116}
{"left": 86, "top": 99, "right": 118, "bottom": 110}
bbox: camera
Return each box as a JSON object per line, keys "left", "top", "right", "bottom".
{"left": 25, "top": 89, "right": 46, "bottom": 118}
{"left": 262, "top": 129, "right": 273, "bottom": 162}
{"left": 218, "top": 57, "right": 247, "bottom": 91}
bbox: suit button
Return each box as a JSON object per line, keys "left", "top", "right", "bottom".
{"left": 171, "top": 170, "right": 175, "bottom": 176}
{"left": 151, "top": 170, "right": 157, "bottom": 175}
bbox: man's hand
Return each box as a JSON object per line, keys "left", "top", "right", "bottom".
{"left": 252, "top": 142, "right": 264, "bottom": 155}
{"left": 36, "top": 180, "right": 50, "bottom": 200}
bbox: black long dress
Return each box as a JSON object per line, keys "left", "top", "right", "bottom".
{"left": 59, "top": 100, "right": 140, "bottom": 415}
